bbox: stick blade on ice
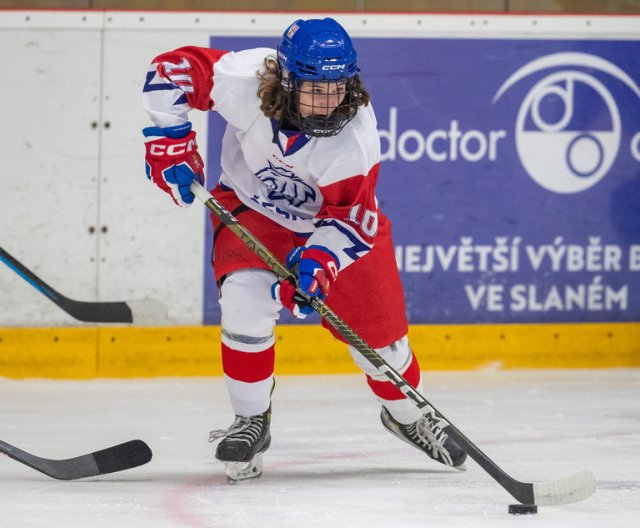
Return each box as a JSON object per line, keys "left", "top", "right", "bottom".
{"left": 533, "top": 469, "right": 596, "bottom": 506}
{"left": 92, "top": 439, "right": 153, "bottom": 476}
{"left": 0, "top": 439, "right": 152, "bottom": 480}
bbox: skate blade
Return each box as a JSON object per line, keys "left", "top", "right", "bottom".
{"left": 225, "top": 453, "right": 263, "bottom": 484}
{"left": 453, "top": 461, "right": 467, "bottom": 472}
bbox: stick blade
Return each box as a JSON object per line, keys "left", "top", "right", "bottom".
{"left": 93, "top": 439, "right": 153, "bottom": 475}
{"left": 533, "top": 469, "right": 596, "bottom": 506}
{"left": 126, "top": 299, "right": 169, "bottom": 325}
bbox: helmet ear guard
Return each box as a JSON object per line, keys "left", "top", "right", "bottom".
{"left": 277, "top": 18, "right": 362, "bottom": 137}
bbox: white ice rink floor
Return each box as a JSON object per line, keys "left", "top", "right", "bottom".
{"left": 0, "top": 369, "right": 638, "bottom": 528}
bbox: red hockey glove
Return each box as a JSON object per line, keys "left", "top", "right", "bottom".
{"left": 143, "top": 122, "right": 204, "bottom": 206}
{"left": 271, "top": 245, "right": 340, "bottom": 319}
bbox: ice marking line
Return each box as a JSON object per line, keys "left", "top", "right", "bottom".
{"left": 162, "top": 474, "right": 227, "bottom": 528}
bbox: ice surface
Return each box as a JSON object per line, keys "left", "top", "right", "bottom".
{"left": 0, "top": 369, "right": 638, "bottom": 528}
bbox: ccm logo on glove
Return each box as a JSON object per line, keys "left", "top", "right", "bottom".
{"left": 143, "top": 122, "right": 205, "bottom": 207}
{"left": 148, "top": 139, "right": 197, "bottom": 157}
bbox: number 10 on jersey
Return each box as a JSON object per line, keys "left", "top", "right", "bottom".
{"left": 349, "top": 204, "right": 378, "bottom": 237}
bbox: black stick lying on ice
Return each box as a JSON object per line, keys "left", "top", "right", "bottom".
{"left": 0, "top": 439, "right": 152, "bottom": 480}
{"left": 191, "top": 181, "right": 596, "bottom": 507}
{"left": 0, "top": 246, "right": 168, "bottom": 324}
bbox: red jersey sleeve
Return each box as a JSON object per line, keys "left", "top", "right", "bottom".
{"left": 307, "top": 163, "right": 381, "bottom": 269}
{"left": 150, "top": 46, "right": 229, "bottom": 111}
{"left": 316, "top": 163, "right": 380, "bottom": 244}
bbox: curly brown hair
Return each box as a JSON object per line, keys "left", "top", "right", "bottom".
{"left": 256, "top": 55, "right": 370, "bottom": 120}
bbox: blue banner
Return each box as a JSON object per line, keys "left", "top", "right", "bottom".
{"left": 204, "top": 36, "right": 640, "bottom": 325}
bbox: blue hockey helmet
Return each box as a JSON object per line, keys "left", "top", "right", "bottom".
{"left": 277, "top": 18, "right": 358, "bottom": 82}
{"left": 276, "top": 18, "right": 364, "bottom": 137}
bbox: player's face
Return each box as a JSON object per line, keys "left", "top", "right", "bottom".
{"left": 298, "top": 80, "right": 347, "bottom": 118}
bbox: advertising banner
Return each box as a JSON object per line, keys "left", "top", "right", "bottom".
{"left": 203, "top": 36, "right": 640, "bottom": 325}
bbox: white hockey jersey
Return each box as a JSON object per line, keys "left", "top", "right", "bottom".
{"left": 143, "top": 46, "right": 382, "bottom": 270}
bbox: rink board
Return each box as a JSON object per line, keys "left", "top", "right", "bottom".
{"left": 0, "top": 323, "right": 638, "bottom": 379}
{"left": 0, "top": 11, "right": 638, "bottom": 379}
{"left": 1, "top": 11, "right": 639, "bottom": 328}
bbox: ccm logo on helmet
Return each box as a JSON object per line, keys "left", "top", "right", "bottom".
{"left": 322, "top": 64, "right": 346, "bottom": 71}
{"left": 150, "top": 139, "right": 197, "bottom": 157}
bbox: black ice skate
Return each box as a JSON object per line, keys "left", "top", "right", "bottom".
{"left": 209, "top": 406, "right": 271, "bottom": 483}
{"left": 381, "top": 406, "right": 467, "bottom": 470}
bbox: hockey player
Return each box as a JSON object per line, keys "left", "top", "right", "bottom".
{"left": 142, "top": 17, "right": 467, "bottom": 482}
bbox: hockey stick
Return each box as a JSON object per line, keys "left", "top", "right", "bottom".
{"left": 0, "top": 438, "right": 152, "bottom": 480}
{"left": 192, "top": 181, "right": 595, "bottom": 506}
{"left": 0, "top": 246, "right": 168, "bottom": 324}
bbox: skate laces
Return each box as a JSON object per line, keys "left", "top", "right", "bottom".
{"left": 411, "top": 414, "right": 453, "bottom": 466}
{"left": 209, "top": 415, "right": 265, "bottom": 445}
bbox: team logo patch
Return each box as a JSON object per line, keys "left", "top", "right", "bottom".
{"left": 255, "top": 161, "right": 316, "bottom": 207}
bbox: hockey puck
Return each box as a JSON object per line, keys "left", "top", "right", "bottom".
{"left": 508, "top": 504, "right": 538, "bottom": 515}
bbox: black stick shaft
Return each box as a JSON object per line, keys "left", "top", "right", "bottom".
{"left": 0, "top": 246, "right": 62, "bottom": 302}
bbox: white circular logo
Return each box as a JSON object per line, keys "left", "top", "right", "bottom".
{"left": 493, "top": 52, "right": 640, "bottom": 194}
